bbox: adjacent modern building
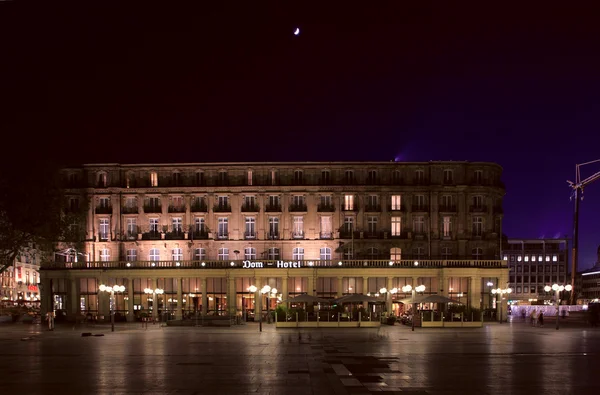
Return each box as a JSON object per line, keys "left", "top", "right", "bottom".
{"left": 577, "top": 246, "right": 600, "bottom": 303}
{"left": 40, "top": 161, "right": 508, "bottom": 321}
{"left": 502, "top": 238, "right": 569, "bottom": 304}
{"left": 0, "top": 244, "right": 41, "bottom": 306}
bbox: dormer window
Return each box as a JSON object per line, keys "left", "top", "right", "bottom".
{"left": 125, "top": 172, "right": 135, "bottom": 188}
{"left": 195, "top": 171, "right": 205, "bottom": 186}
{"left": 392, "top": 170, "right": 402, "bottom": 185}
{"left": 367, "top": 170, "right": 377, "bottom": 185}
{"left": 415, "top": 169, "right": 424, "bottom": 184}
{"left": 443, "top": 169, "right": 454, "bottom": 184}
{"left": 150, "top": 171, "right": 158, "bottom": 187}
{"left": 321, "top": 170, "right": 331, "bottom": 185}
{"left": 97, "top": 172, "right": 107, "bottom": 188}
{"left": 474, "top": 170, "right": 483, "bottom": 184}
{"left": 68, "top": 173, "right": 78, "bottom": 187}
{"left": 247, "top": 169, "right": 253, "bottom": 186}
{"left": 293, "top": 170, "right": 303, "bottom": 185}
{"left": 218, "top": 170, "right": 228, "bottom": 186}
{"left": 270, "top": 169, "right": 278, "bottom": 186}
{"left": 345, "top": 170, "right": 354, "bottom": 184}
{"left": 172, "top": 171, "right": 181, "bottom": 186}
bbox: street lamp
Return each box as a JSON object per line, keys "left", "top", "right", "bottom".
{"left": 402, "top": 284, "right": 426, "bottom": 331}
{"left": 379, "top": 287, "right": 388, "bottom": 316}
{"left": 389, "top": 288, "right": 398, "bottom": 316}
{"left": 99, "top": 284, "right": 125, "bottom": 332}
{"left": 544, "top": 283, "right": 572, "bottom": 330}
{"left": 144, "top": 287, "right": 165, "bottom": 321}
{"left": 258, "top": 285, "right": 272, "bottom": 332}
{"left": 491, "top": 287, "right": 512, "bottom": 323}
{"left": 246, "top": 285, "right": 257, "bottom": 323}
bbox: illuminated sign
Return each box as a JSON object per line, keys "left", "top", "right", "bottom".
{"left": 242, "top": 260, "right": 302, "bottom": 269}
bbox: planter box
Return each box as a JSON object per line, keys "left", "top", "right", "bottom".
{"left": 275, "top": 321, "right": 381, "bottom": 328}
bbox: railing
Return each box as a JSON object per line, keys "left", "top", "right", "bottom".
{"left": 265, "top": 204, "right": 282, "bottom": 212}
{"left": 470, "top": 205, "right": 487, "bottom": 213}
{"left": 241, "top": 204, "right": 260, "bottom": 212}
{"left": 168, "top": 205, "right": 186, "bottom": 213}
{"left": 412, "top": 205, "right": 429, "bottom": 212}
{"left": 289, "top": 204, "right": 307, "bottom": 212}
{"left": 341, "top": 205, "right": 359, "bottom": 212}
{"left": 190, "top": 202, "right": 208, "bottom": 212}
{"left": 317, "top": 204, "right": 335, "bottom": 212}
{"left": 42, "top": 259, "right": 507, "bottom": 270}
{"left": 266, "top": 232, "right": 279, "bottom": 240}
{"left": 438, "top": 205, "right": 457, "bottom": 212}
{"left": 319, "top": 232, "right": 333, "bottom": 239}
{"left": 364, "top": 204, "right": 381, "bottom": 212}
{"left": 213, "top": 204, "right": 231, "bottom": 213}
{"left": 143, "top": 205, "right": 162, "bottom": 213}
{"left": 189, "top": 230, "right": 209, "bottom": 240}
{"left": 387, "top": 205, "right": 405, "bottom": 212}
{"left": 244, "top": 232, "right": 257, "bottom": 239}
{"left": 291, "top": 231, "right": 304, "bottom": 239}
{"left": 95, "top": 206, "right": 112, "bottom": 214}
{"left": 121, "top": 206, "right": 138, "bottom": 214}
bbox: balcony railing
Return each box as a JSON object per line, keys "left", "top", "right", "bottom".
{"left": 168, "top": 205, "right": 186, "bottom": 213}
{"left": 319, "top": 232, "right": 333, "bottom": 239}
{"left": 241, "top": 204, "right": 260, "bottom": 212}
{"left": 165, "top": 229, "right": 185, "bottom": 240}
{"left": 244, "top": 232, "right": 257, "bottom": 239}
{"left": 213, "top": 204, "right": 231, "bottom": 213}
{"left": 364, "top": 204, "right": 381, "bottom": 212}
{"left": 470, "top": 205, "right": 487, "bottom": 213}
{"left": 317, "top": 204, "right": 335, "bottom": 212}
{"left": 412, "top": 205, "right": 429, "bottom": 212}
{"left": 289, "top": 204, "right": 307, "bottom": 212}
{"left": 143, "top": 205, "right": 162, "bottom": 213}
{"left": 95, "top": 206, "right": 112, "bottom": 214}
{"left": 216, "top": 232, "right": 229, "bottom": 240}
{"left": 291, "top": 231, "right": 305, "bottom": 239}
{"left": 42, "top": 259, "right": 508, "bottom": 270}
{"left": 190, "top": 201, "right": 208, "bottom": 212}
{"left": 189, "top": 229, "right": 210, "bottom": 240}
{"left": 387, "top": 205, "right": 405, "bottom": 212}
{"left": 341, "top": 205, "right": 359, "bottom": 212}
{"left": 339, "top": 230, "right": 360, "bottom": 239}
{"left": 265, "top": 204, "right": 282, "bottom": 212}
{"left": 121, "top": 206, "right": 138, "bottom": 214}
{"left": 141, "top": 230, "right": 161, "bottom": 240}
{"left": 266, "top": 232, "right": 280, "bottom": 240}
{"left": 438, "top": 205, "right": 457, "bottom": 213}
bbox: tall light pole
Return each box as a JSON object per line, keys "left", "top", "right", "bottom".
{"left": 144, "top": 287, "right": 164, "bottom": 321}
{"left": 544, "top": 284, "right": 572, "bottom": 330}
{"left": 379, "top": 287, "right": 388, "bottom": 316}
{"left": 99, "top": 284, "right": 125, "bottom": 332}
{"left": 402, "top": 284, "right": 426, "bottom": 331}
{"left": 248, "top": 285, "right": 257, "bottom": 327}
{"left": 491, "top": 287, "right": 512, "bottom": 323}
{"left": 567, "top": 159, "right": 600, "bottom": 305}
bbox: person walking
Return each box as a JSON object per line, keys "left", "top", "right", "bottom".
{"left": 538, "top": 311, "right": 544, "bottom": 327}
{"left": 532, "top": 309, "right": 538, "bottom": 327}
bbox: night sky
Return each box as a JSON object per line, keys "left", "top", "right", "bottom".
{"left": 2, "top": 3, "right": 600, "bottom": 269}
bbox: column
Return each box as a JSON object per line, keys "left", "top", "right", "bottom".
{"left": 336, "top": 277, "right": 343, "bottom": 298}
{"left": 201, "top": 277, "right": 208, "bottom": 316}
{"left": 227, "top": 276, "right": 236, "bottom": 316}
{"left": 469, "top": 276, "right": 482, "bottom": 310}
{"left": 308, "top": 275, "right": 315, "bottom": 296}
{"left": 176, "top": 277, "right": 183, "bottom": 320}
{"left": 499, "top": 273, "right": 509, "bottom": 322}
{"left": 254, "top": 277, "right": 261, "bottom": 316}
{"left": 127, "top": 278, "right": 135, "bottom": 322}
{"left": 281, "top": 276, "right": 288, "bottom": 307}
{"left": 363, "top": 277, "right": 368, "bottom": 294}
{"left": 151, "top": 278, "right": 158, "bottom": 321}
{"left": 386, "top": 277, "right": 393, "bottom": 313}
{"left": 439, "top": 272, "right": 448, "bottom": 296}
{"left": 69, "top": 278, "right": 79, "bottom": 319}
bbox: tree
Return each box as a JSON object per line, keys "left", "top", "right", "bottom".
{"left": 0, "top": 162, "right": 86, "bottom": 273}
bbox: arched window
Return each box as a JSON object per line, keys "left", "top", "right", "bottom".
{"left": 217, "top": 248, "right": 229, "bottom": 261}
{"left": 292, "top": 247, "right": 304, "bottom": 260}
{"left": 472, "top": 248, "right": 483, "bottom": 260}
{"left": 149, "top": 248, "right": 160, "bottom": 261}
{"left": 390, "top": 247, "right": 401, "bottom": 261}
{"left": 320, "top": 247, "right": 331, "bottom": 261}
{"left": 244, "top": 247, "right": 256, "bottom": 260}
{"left": 367, "top": 247, "right": 379, "bottom": 259}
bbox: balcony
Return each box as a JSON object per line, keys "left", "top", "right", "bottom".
{"left": 291, "top": 231, "right": 305, "bottom": 239}
{"left": 216, "top": 232, "right": 229, "bottom": 240}
{"left": 241, "top": 203, "right": 260, "bottom": 213}
{"left": 123, "top": 231, "right": 138, "bottom": 241}
{"left": 244, "top": 232, "right": 257, "bottom": 240}
{"left": 165, "top": 228, "right": 185, "bottom": 240}
{"left": 470, "top": 205, "right": 487, "bottom": 213}
{"left": 365, "top": 231, "right": 383, "bottom": 239}
{"left": 339, "top": 230, "right": 360, "bottom": 239}
{"left": 121, "top": 206, "right": 138, "bottom": 214}
{"left": 168, "top": 205, "right": 186, "bottom": 213}
{"left": 143, "top": 205, "right": 162, "bottom": 214}
{"left": 142, "top": 230, "right": 161, "bottom": 240}
{"left": 341, "top": 205, "right": 359, "bottom": 212}
{"left": 265, "top": 204, "right": 282, "bottom": 212}
{"left": 438, "top": 205, "right": 457, "bottom": 213}
{"left": 98, "top": 232, "right": 110, "bottom": 241}
{"left": 387, "top": 205, "right": 405, "bottom": 212}
{"left": 319, "top": 232, "right": 333, "bottom": 240}
{"left": 95, "top": 205, "right": 112, "bottom": 214}
{"left": 412, "top": 205, "right": 429, "bottom": 213}
{"left": 213, "top": 204, "right": 231, "bottom": 213}
{"left": 364, "top": 204, "right": 381, "bottom": 212}
{"left": 266, "top": 232, "right": 280, "bottom": 240}
{"left": 289, "top": 204, "right": 307, "bottom": 212}
{"left": 317, "top": 204, "right": 335, "bottom": 212}
{"left": 190, "top": 201, "right": 208, "bottom": 212}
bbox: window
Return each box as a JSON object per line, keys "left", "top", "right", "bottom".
{"left": 472, "top": 248, "right": 483, "bottom": 260}
{"left": 99, "top": 197, "right": 110, "bottom": 209}
{"left": 293, "top": 170, "right": 303, "bottom": 185}
{"left": 441, "top": 195, "right": 453, "bottom": 209}
{"left": 320, "top": 247, "right": 332, "bottom": 261}
{"left": 292, "top": 216, "right": 304, "bottom": 238}
{"left": 217, "top": 248, "right": 229, "bottom": 261}
{"left": 99, "top": 219, "right": 109, "bottom": 240}
{"left": 69, "top": 198, "right": 80, "bottom": 212}
{"left": 217, "top": 218, "right": 228, "bottom": 238}
{"left": 217, "top": 196, "right": 229, "bottom": 209}
{"left": 552, "top": 255, "right": 557, "bottom": 262}
{"left": 390, "top": 247, "right": 401, "bottom": 261}
{"left": 268, "top": 217, "right": 279, "bottom": 238}
{"left": 126, "top": 249, "right": 137, "bottom": 262}
{"left": 414, "top": 194, "right": 425, "bottom": 210}
{"left": 472, "top": 195, "right": 483, "bottom": 208}
{"left": 538, "top": 255, "right": 542, "bottom": 262}
{"left": 171, "top": 196, "right": 184, "bottom": 210}
{"left": 345, "top": 170, "right": 354, "bottom": 184}
{"left": 343, "top": 217, "right": 354, "bottom": 233}
{"left": 530, "top": 286, "right": 536, "bottom": 294}
{"left": 125, "top": 197, "right": 136, "bottom": 209}
{"left": 172, "top": 172, "right": 181, "bottom": 186}
{"left": 415, "top": 169, "right": 424, "bottom": 184}
{"left": 443, "top": 169, "right": 453, "bottom": 184}
{"left": 268, "top": 247, "right": 280, "bottom": 260}
{"left": 244, "top": 196, "right": 257, "bottom": 210}
{"left": 545, "top": 255, "right": 550, "bottom": 262}
{"left": 441, "top": 247, "right": 452, "bottom": 259}
{"left": 195, "top": 171, "right": 205, "bottom": 186}
{"left": 413, "top": 247, "right": 425, "bottom": 259}
{"left": 99, "top": 248, "right": 110, "bottom": 262}
{"left": 391, "top": 217, "right": 402, "bottom": 237}
{"left": 291, "top": 195, "right": 305, "bottom": 210}
{"left": 247, "top": 170, "right": 253, "bottom": 186}
{"left": 392, "top": 170, "right": 402, "bottom": 184}
{"left": 172, "top": 217, "right": 182, "bottom": 233}
{"left": 244, "top": 247, "right": 256, "bottom": 260}
{"left": 147, "top": 197, "right": 160, "bottom": 211}
{"left": 367, "top": 216, "right": 378, "bottom": 235}
{"left": 245, "top": 217, "right": 256, "bottom": 238}
{"left": 321, "top": 170, "right": 331, "bottom": 185}
{"left": 532, "top": 256, "right": 536, "bottom": 262}
{"left": 268, "top": 195, "right": 280, "bottom": 209}
{"left": 270, "top": 169, "right": 278, "bottom": 186}
{"left": 97, "top": 172, "right": 107, "bottom": 188}
{"left": 367, "top": 247, "right": 379, "bottom": 259}
{"left": 367, "top": 195, "right": 379, "bottom": 209}
{"left": 320, "top": 216, "right": 332, "bottom": 238}
{"left": 474, "top": 170, "right": 483, "bottom": 184}
{"left": 149, "top": 218, "right": 159, "bottom": 233}
{"left": 413, "top": 216, "right": 424, "bottom": 233}
{"left": 442, "top": 217, "right": 451, "bottom": 237}
{"left": 320, "top": 195, "right": 332, "bottom": 208}
{"left": 292, "top": 247, "right": 304, "bottom": 261}
{"left": 149, "top": 248, "right": 160, "bottom": 261}
{"left": 343, "top": 247, "right": 354, "bottom": 259}
{"left": 172, "top": 248, "right": 183, "bottom": 261}
{"left": 218, "top": 170, "right": 228, "bottom": 185}
{"left": 391, "top": 195, "right": 401, "bottom": 211}
{"left": 150, "top": 171, "right": 158, "bottom": 187}
{"left": 344, "top": 195, "right": 355, "bottom": 210}
{"left": 194, "top": 217, "right": 206, "bottom": 233}
{"left": 126, "top": 218, "right": 137, "bottom": 238}
{"left": 194, "top": 248, "right": 206, "bottom": 261}
{"left": 367, "top": 170, "right": 377, "bottom": 184}
{"left": 472, "top": 217, "right": 483, "bottom": 236}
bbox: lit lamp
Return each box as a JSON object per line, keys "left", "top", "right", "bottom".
{"left": 258, "top": 285, "right": 272, "bottom": 332}
{"left": 390, "top": 288, "right": 398, "bottom": 316}
{"left": 246, "top": 285, "right": 258, "bottom": 323}
{"left": 402, "top": 284, "right": 426, "bottom": 331}
{"left": 491, "top": 287, "right": 512, "bottom": 324}
{"left": 544, "top": 283, "right": 572, "bottom": 330}
{"left": 144, "top": 287, "right": 165, "bottom": 321}
{"left": 99, "top": 284, "right": 126, "bottom": 332}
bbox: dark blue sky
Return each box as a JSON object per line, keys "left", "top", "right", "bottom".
{"left": 2, "top": 3, "right": 599, "bottom": 269}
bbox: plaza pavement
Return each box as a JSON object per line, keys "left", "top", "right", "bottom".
{"left": 0, "top": 320, "right": 598, "bottom": 395}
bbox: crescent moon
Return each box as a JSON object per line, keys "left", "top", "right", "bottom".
{"left": 294, "top": 28, "right": 300, "bottom": 36}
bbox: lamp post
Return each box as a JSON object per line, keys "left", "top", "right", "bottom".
{"left": 259, "top": 285, "right": 271, "bottom": 332}
{"left": 402, "top": 284, "right": 426, "bottom": 331}
{"left": 544, "top": 284, "right": 572, "bottom": 330}
{"left": 248, "top": 285, "right": 257, "bottom": 326}
{"left": 379, "top": 287, "right": 388, "bottom": 317}
{"left": 390, "top": 287, "right": 398, "bottom": 316}
{"left": 144, "top": 287, "right": 165, "bottom": 322}
{"left": 491, "top": 287, "right": 512, "bottom": 324}
{"left": 99, "top": 284, "right": 125, "bottom": 332}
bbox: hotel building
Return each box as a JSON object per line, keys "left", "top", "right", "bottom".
{"left": 502, "top": 238, "right": 569, "bottom": 304}
{"left": 0, "top": 244, "right": 41, "bottom": 306}
{"left": 40, "top": 161, "right": 508, "bottom": 321}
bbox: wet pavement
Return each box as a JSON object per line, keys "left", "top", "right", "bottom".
{"left": 0, "top": 321, "right": 598, "bottom": 395}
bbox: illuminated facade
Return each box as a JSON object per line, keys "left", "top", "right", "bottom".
{"left": 40, "top": 161, "right": 508, "bottom": 321}
{"left": 502, "top": 238, "right": 569, "bottom": 304}
{"left": 0, "top": 244, "right": 41, "bottom": 305}
{"left": 577, "top": 246, "right": 600, "bottom": 302}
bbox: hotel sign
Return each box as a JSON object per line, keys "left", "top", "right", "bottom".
{"left": 242, "top": 260, "right": 302, "bottom": 269}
